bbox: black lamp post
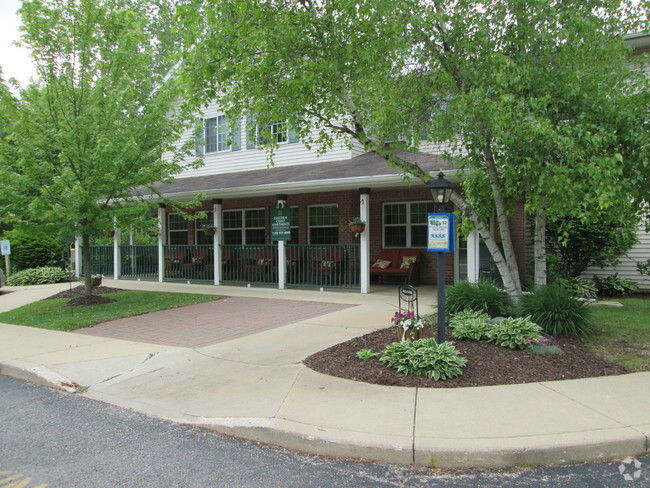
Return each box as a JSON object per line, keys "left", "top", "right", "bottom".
{"left": 426, "top": 171, "right": 454, "bottom": 343}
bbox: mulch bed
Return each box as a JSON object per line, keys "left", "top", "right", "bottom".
{"left": 304, "top": 326, "right": 628, "bottom": 388}
{"left": 44, "top": 285, "right": 125, "bottom": 307}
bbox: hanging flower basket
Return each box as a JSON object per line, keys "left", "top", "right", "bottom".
{"left": 202, "top": 225, "right": 217, "bottom": 237}
{"left": 348, "top": 218, "right": 366, "bottom": 236}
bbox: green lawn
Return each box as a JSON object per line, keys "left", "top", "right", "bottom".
{"left": 586, "top": 298, "right": 650, "bottom": 372}
{"left": 0, "top": 291, "right": 223, "bottom": 331}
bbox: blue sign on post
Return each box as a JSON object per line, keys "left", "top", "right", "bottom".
{"left": 0, "top": 240, "right": 10, "bottom": 256}
{"left": 427, "top": 213, "right": 455, "bottom": 252}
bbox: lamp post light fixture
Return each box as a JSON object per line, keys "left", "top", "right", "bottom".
{"left": 425, "top": 171, "right": 455, "bottom": 343}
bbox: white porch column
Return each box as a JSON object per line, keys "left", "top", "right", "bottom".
{"left": 278, "top": 240, "right": 286, "bottom": 289}
{"left": 213, "top": 199, "right": 222, "bottom": 285}
{"left": 467, "top": 229, "right": 480, "bottom": 283}
{"left": 359, "top": 188, "right": 371, "bottom": 294}
{"left": 113, "top": 225, "right": 121, "bottom": 280}
{"left": 129, "top": 230, "right": 135, "bottom": 246}
{"left": 74, "top": 236, "right": 81, "bottom": 278}
{"left": 157, "top": 204, "right": 166, "bottom": 283}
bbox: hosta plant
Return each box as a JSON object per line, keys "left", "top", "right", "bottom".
{"left": 380, "top": 339, "right": 467, "bottom": 381}
{"left": 449, "top": 310, "right": 490, "bottom": 341}
{"left": 356, "top": 349, "right": 379, "bottom": 360}
{"left": 485, "top": 316, "right": 543, "bottom": 349}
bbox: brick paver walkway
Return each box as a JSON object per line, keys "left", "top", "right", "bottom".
{"left": 76, "top": 297, "right": 354, "bottom": 348}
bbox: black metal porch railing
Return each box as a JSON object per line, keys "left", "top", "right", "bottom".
{"left": 164, "top": 245, "right": 214, "bottom": 282}
{"left": 285, "top": 244, "right": 360, "bottom": 289}
{"left": 221, "top": 244, "right": 278, "bottom": 285}
{"left": 83, "top": 243, "right": 361, "bottom": 289}
{"left": 120, "top": 245, "right": 158, "bottom": 280}
{"left": 89, "top": 245, "right": 114, "bottom": 276}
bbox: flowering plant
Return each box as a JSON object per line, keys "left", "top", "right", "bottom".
{"left": 391, "top": 311, "right": 426, "bottom": 332}
{"left": 517, "top": 336, "right": 551, "bottom": 347}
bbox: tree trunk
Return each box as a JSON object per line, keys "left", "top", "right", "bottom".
{"left": 450, "top": 193, "right": 522, "bottom": 296}
{"left": 81, "top": 233, "right": 93, "bottom": 298}
{"left": 482, "top": 144, "right": 523, "bottom": 293}
{"left": 534, "top": 206, "right": 547, "bottom": 286}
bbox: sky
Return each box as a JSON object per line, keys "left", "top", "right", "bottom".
{"left": 0, "top": 0, "right": 36, "bottom": 87}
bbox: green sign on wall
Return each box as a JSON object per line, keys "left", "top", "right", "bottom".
{"left": 271, "top": 207, "right": 292, "bottom": 242}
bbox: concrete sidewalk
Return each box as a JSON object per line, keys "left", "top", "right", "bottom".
{"left": 0, "top": 280, "right": 648, "bottom": 468}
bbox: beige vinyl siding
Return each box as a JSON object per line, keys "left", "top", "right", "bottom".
{"left": 169, "top": 110, "right": 356, "bottom": 177}
{"left": 583, "top": 226, "right": 650, "bottom": 290}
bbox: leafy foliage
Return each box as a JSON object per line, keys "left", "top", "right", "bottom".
{"left": 176, "top": 0, "right": 649, "bottom": 298}
{"left": 519, "top": 284, "right": 593, "bottom": 337}
{"left": 446, "top": 280, "right": 513, "bottom": 317}
{"left": 0, "top": 0, "right": 199, "bottom": 296}
{"left": 0, "top": 230, "right": 67, "bottom": 272}
{"left": 593, "top": 273, "right": 640, "bottom": 297}
{"left": 449, "top": 310, "right": 490, "bottom": 341}
{"left": 555, "top": 277, "right": 598, "bottom": 300}
{"left": 637, "top": 259, "right": 650, "bottom": 276}
{"left": 380, "top": 339, "right": 467, "bottom": 381}
{"left": 484, "top": 316, "right": 543, "bottom": 349}
{"left": 6, "top": 266, "right": 71, "bottom": 286}
{"left": 356, "top": 349, "right": 379, "bottom": 360}
{"left": 546, "top": 212, "right": 639, "bottom": 278}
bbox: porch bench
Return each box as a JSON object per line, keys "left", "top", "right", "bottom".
{"left": 370, "top": 249, "right": 421, "bottom": 285}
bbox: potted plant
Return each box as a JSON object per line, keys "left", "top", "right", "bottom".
{"left": 202, "top": 224, "right": 217, "bottom": 237}
{"left": 391, "top": 311, "right": 426, "bottom": 341}
{"left": 79, "top": 274, "right": 103, "bottom": 287}
{"left": 348, "top": 217, "right": 366, "bottom": 235}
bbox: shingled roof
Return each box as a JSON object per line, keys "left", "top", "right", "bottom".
{"left": 140, "top": 151, "right": 457, "bottom": 200}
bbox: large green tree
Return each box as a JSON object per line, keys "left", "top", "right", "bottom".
{"left": 177, "top": 0, "right": 648, "bottom": 296}
{"left": 0, "top": 0, "right": 198, "bottom": 297}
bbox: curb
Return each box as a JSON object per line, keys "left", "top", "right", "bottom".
{"left": 0, "top": 360, "right": 82, "bottom": 393}
{"left": 183, "top": 417, "right": 649, "bottom": 469}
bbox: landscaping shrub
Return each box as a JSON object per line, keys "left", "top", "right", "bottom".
{"left": 519, "top": 283, "right": 593, "bottom": 337}
{"left": 1, "top": 230, "right": 67, "bottom": 272}
{"left": 449, "top": 310, "right": 490, "bottom": 341}
{"left": 380, "top": 339, "right": 467, "bottom": 381}
{"left": 446, "top": 280, "right": 513, "bottom": 317}
{"left": 6, "top": 266, "right": 71, "bottom": 286}
{"left": 593, "top": 273, "right": 640, "bottom": 297}
{"left": 557, "top": 277, "right": 597, "bottom": 299}
{"left": 485, "top": 316, "right": 543, "bottom": 349}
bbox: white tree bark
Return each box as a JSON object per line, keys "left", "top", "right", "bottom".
{"left": 482, "top": 144, "right": 523, "bottom": 293}
{"left": 450, "top": 192, "right": 522, "bottom": 296}
{"left": 534, "top": 206, "right": 547, "bottom": 286}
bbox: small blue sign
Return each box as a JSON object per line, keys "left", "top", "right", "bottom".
{"left": 427, "top": 213, "right": 455, "bottom": 252}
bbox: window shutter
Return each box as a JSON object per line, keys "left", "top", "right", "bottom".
{"left": 246, "top": 115, "right": 256, "bottom": 149}
{"left": 231, "top": 118, "right": 241, "bottom": 151}
{"left": 195, "top": 119, "right": 205, "bottom": 156}
{"left": 288, "top": 126, "right": 299, "bottom": 143}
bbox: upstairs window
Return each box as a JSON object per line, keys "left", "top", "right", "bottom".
{"left": 246, "top": 115, "right": 298, "bottom": 149}
{"left": 197, "top": 115, "right": 240, "bottom": 155}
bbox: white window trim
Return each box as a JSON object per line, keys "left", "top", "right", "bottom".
{"left": 223, "top": 208, "right": 266, "bottom": 245}
{"left": 205, "top": 114, "right": 230, "bottom": 153}
{"left": 167, "top": 213, "right": 189, "bottom": 244}
{"left": 382, "top": 201, "right": 433, "bottom": 249}
{"left": 307, "top": 204, "right": 339, "bottom": 244}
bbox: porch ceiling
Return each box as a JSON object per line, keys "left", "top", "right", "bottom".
{"left": 139, "top": 151, "right": 458, "bottom": 201}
